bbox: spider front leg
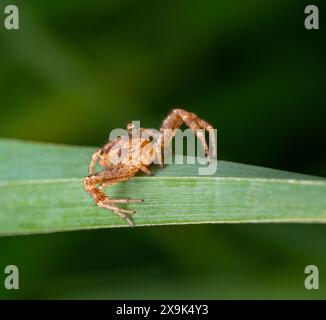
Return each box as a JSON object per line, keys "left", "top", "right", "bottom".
{"left": 83, "top": 171, "right": 143, "bottom": 226}
{"left": 158, "top": 108, "right": 216, "bottom": 163}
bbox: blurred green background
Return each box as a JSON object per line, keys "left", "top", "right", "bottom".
{"left": 0, "top": 0, "right": 325, "bottom": 299}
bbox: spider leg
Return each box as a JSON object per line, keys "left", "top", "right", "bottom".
{"left": 88, "top": 150, "right": 101, "bottom": 175}
{"left": 83, "top": 171, "right": 143, "bottom": 226}
{"left": 158, "top": 108, "right": 216, "bottom": 163}
{"left": 97, "top": 201, "right": 135, "bottom": 226}
{"left": 191, "top": 116, "right": 217, "bottom": 159}
{"left": 155, "top": 136, "right": 164, "bottom": 167}
{"left": 140, "top": 166, "right": 153, "bottom": 176}
{"left": 181, "top": 116, "right": 210, "bottom": 161}
{"left": 109, "top": 198, "right": 144, "bottom": 203}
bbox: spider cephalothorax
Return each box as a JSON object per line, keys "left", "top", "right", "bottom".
{"left": 83, "top": 108, "right": 216, "bottom": 226}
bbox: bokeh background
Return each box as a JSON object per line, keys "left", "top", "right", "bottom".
{"left": 0, "top": 0, "right": 325, "bottom": 298}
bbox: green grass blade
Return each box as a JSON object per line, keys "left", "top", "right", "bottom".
{"left": 0, "top": 138, "right": 325, "bottom": 236}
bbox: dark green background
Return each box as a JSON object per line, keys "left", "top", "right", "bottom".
{"left": 0, "top": 0, "right": 325, "bottom": 298}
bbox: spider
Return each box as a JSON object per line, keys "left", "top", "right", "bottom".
{"left": 83, "top": 108, "right": 216, "bottom": 226}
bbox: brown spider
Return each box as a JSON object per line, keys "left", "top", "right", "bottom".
{"left": 83, "top": 108, "right": 216, "bottom": 226}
